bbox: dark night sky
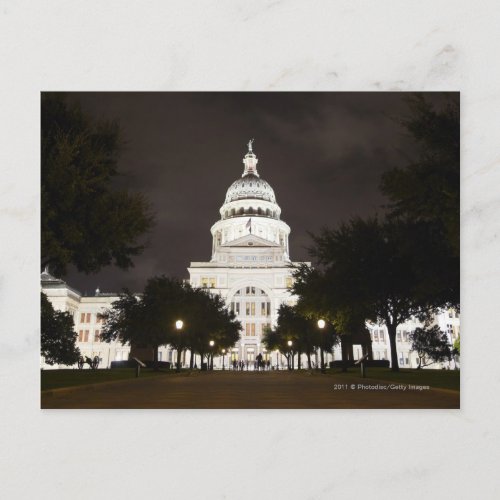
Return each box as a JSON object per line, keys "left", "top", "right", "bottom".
{"left": 64, "top": 92, "right": 450, "bottom": 295}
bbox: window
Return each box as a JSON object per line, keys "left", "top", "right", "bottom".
{"left": 78, "top": 330, "right": 84, "bottom": 342}
{"left": 374, "top": 331, "right": 379, "bottom": 342}
{"left": 235, "top": 302, "right": 240, "bottom": 314}
{"left": 285, "top": 277, "right": 293, "bottom": 288}
{"left": 397, "top": 331, "right": 402, "bottom": 342}
{"left": 246, "top": 303, "right": 255, "bottom": 316}
{"left": 245, "top": 323, "right": 256, "bottom": 336}
{"left": 261, "top": 302, "right": 266, "bottom": 315}
{"left": 80, "top": 313, "right": 91, "bottom": 323}
{"left": 83, "top": 330, "right": 89, "bottom": 342}
{"left": 201, "top": 277, "right": 216, "bottom": 288}
{"left": 96, "top": 314, "right": 103, "bottom": 324}
{"left": 379, "top": 331, "right": 385, "bottom": 342}
{"left": 94, "top": 330, "right": 100, "bottom": 342}
{"left": 158, "top": 352, "right": 163, "bottom": 362}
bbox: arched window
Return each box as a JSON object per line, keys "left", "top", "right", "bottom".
{"left": 248, "top": 207, "right": 254, "bottom": 214}
{"left": 239, "top": 207, "right": 244, "bottom": 215}
{"left": 266, "top": 208, "right": 271, "bottom": 216}
{"left": 257, "top": 207, "right": 262, "bottom": 215}
{"left": 231, "top": 208, "right": 236, "bottom": 216}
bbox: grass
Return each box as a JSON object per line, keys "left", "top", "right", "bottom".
{"left": 329, "top": 367, "right": 460, "bottom": 391}
{"left": 41, "top": 368, "right": 174, "bottom": 391}
{"left": 41, "top": 366, "right": 460, "bottom": 392}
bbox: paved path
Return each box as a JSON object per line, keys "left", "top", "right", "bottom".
{"left": 42, "top": 371, "right": 459, "bottom": 409}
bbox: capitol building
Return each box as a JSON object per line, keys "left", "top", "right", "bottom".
{"left": 187, "top": 140, "right": 305, "bottom": 366}
{"left": 41, "top": 142, "right": 460, "bottom": 370}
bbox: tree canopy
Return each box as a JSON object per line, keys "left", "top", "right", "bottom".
{"left": 262, "top": 303, "right": 339, "bottom": 370}
{"left": 300, "top": 217, "right": 445, "bottom": 371}
{"left": 291, "top": 95, "right": 459, "bottom": 372}
{"left": 409, "top": 325, "right": 454, "bottom": 368}
{"left": 41, "top": 93, "right": 154, "bottom": 276}
{"left": 101, "top": 275, "right": 241, "bottom": 370}
{"left": 41, "top": 292, "right": 80, "bottom": 366}
{"left": 381, "top": 94, "right": 459, "bottom": 305}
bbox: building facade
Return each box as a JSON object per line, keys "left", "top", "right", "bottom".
{"left": 41, "top": 143, "right": 460, "bottom": 370}
{"left": 187, "top": 141, "right": 307, "bottom": 365}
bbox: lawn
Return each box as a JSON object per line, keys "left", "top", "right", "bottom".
{"left": 41, "top": 368, "right": 174, "bottom": 391}
{"left": 330, "top": 367, "right": 460, "bottom": 391}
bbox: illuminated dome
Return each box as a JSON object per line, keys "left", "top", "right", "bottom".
{"left": 210, "top": 140, "right": 291, "bottom": 260}
{"left": 224, "top": 174, "right": 276, "bottom": 204}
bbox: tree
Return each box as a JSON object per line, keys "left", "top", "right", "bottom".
{"left": 184, "top": 289, "right": 240, "bottom": 370}
{"left": 409, "top": 325, "right": 454, "bottom": 369}
{"left": 41, "top": 93, "right": 154, "bottom": 276}
{"left": 381, "top": 94, "right": 459, "bottom": 307}
{"left": 307, "top": 217, "right": 443, "bottom": 371}
{"left": 99, "top": 290, "right": 143, "bottom": 351}
{"left": 101, "top": 276, "right": 241, "bottom": 371}
{"left": 141, "top": 276, "right": 190, "bottom": 370}
{"left": 101, "top": 277, "right": 188, "bottom": 370}
{"left": 290, "top": 95, "right": 459, "bottom": 372}
{"left": 41, "top": 292, "right": 80, "bottom": 366}
{"left": 262, "top": 303, "right": 338, "bottom": 370}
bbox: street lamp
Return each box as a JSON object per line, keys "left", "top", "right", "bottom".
{"left": 175, "top": 319, "right": 183, "bottom": 372}
{"left": 222, "top": 348, "right": 226, "bottom": 370}
{"left": 287, "top": 340, "right": 293, "bottom": 370}
{"left": 317, "top": 319, "right": 326, "bottom": 373}
{"left": 209, "top": 340, "right": 215, "bottom": 370}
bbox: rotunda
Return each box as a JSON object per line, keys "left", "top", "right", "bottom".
{"left": 210, "top": 141, "right": 291, "bottom": 259}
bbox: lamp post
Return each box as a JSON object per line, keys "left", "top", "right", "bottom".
{"left": 209, "top": 340, "right": 215, "bottom": 370}
{"left": 287, "top": 340, "right": 293, "bottom": 370}
{"left": 222, "top": 348, "right": 226, "bottom": 370}
{"left": 175, "top": 319, "right": 183, "bottom": 372}
{"left": 318, "top": 319, "right": 326, "bottom": 373}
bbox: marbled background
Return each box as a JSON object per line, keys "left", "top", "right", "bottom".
{"left": 1, "top": 1, "right": 499, "bottom": 498}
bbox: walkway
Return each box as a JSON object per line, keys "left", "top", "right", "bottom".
{"left": 41, "top": 371, "right": 459, "bottom": 409}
